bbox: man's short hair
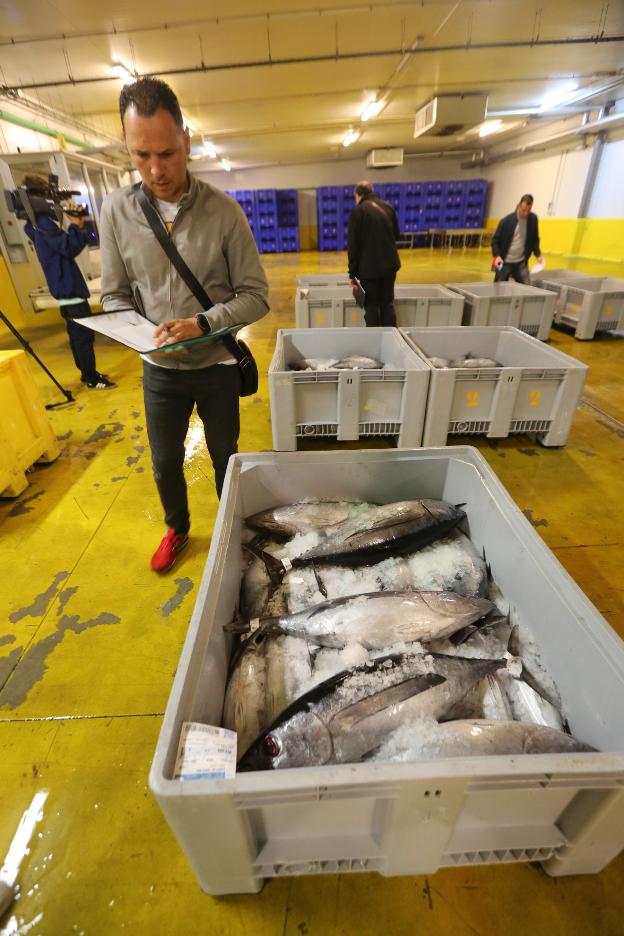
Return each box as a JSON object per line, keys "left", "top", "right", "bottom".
{"left": 355, "top": 181, "right": 373, "bottom": 197}
{"left": 119, "top": 77, "right": 184, "bottom": 132}
{"left": 519, "top": 194, "right": 534, "bottom": 206}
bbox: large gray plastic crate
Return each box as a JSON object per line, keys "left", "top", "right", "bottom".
{"left": 296, "top": 273, "right": 352, "bottom": 289}
{"left": 150, "top": 448, "right": 624, "bottom": 895}
{"left": 542, "top": 276, "right": 624, "bottom": 340}
{"left": 295, "top": 284, "right": 464, "bottom": 328}
{"left": 401, "top": 326, "right": 587, "bottom": 447}
{"left": 268, "top": 327, "right": 429, "bottom": 450}
{"left": 530, "top": 268, "right": 594, "bottom": 288}
{"left": 447, "top": 282, "right": 556, "bottom": 341}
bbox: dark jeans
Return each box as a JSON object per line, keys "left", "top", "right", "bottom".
{"left": 61, "top": 301, "right": 97, "bottom": 382}
{"left": 142, "top": 361, "right": 241, "bottom": 534}
{"left": 359, "top": 274, "right": 397, "bottom": 327}
{"left": 494, "top": 261, "right": 530, "bottom": 285}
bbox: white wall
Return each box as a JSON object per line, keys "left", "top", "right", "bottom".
{"left": 193, "top": 154, "right": 467, "bottom": 192}
{"left": 465, "top": 147, "right": 593, "bottom": 219}
{"left": 587, "top": 139, "right": 624, "bottom": 218}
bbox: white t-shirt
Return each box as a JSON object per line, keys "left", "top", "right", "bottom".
{"left": 505, "top": 215, "right": 527, "bottom": 263}
{"left": 154, "top": 196, "right": 180, "bottom": 231}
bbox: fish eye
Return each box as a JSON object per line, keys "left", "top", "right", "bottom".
{"left": 262, "top": 735, "right": 280, "bottom": 758}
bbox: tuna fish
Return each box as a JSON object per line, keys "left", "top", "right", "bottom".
{"left": 374, "top": 719, "right": 595, "bottom": 762}
{"left": 250, "top": 499, "right": 467, "bottom": 587}
{"left": 448, "top": 356, "right": 501, "bottom": 369}
{"left": 332, "top": 355, "right": 384, "bottom": 369}
{"left": 246, "top": 499, "right": 368, "bottom": 539}
{"left": 223, "top": 628, "right": 314, "bottom": 759}
{"left": 238, "top": 652, "right": 505, "bottom": 769}
{"left": 227, "top": 590, "right": 497, "bottom": 649}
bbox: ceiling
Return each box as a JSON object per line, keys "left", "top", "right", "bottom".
{"left": 1, "top": 0, "right": 623, "bottom": 170}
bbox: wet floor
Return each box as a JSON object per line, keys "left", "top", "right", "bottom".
{"left": 1, "top": 246, "right": 623, "bottom": 935}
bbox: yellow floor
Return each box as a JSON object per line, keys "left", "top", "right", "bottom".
{"left": 1, "top": 247, "right": 623, "bottom": 935}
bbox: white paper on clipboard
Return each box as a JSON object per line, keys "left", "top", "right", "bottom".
{"left": 75, "top": 309, "right": 160, "bottom": 353}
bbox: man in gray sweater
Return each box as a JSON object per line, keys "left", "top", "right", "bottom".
{"left": 100, "top": 77, "right": 269, "bottom": 572}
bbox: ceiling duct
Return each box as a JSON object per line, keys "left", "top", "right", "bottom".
{"left": 366, "top": 147, "right": 404, "bottom": 168}
{"left": 414, "top": 95, "right": 488, "bottom": 138}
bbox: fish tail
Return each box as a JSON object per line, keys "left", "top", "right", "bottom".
{"left": 243, "top": 542, "right": 286, "bottom": 589}
{"left": 482, "top": 546, "right": 493, "bottom": 580}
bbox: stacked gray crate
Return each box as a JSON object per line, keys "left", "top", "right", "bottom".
{"left": 401, "top": 326, "right": 587, "bottom": 447}
{"left": 447, "top": 282, "right": 556, "bottom": 340}
{"left": 150, "top": 447, "right": 624, "bottom": 896}
{"left": 541, "top": 276, "right": 624, "bottom": 340}
{"left": 269, "top": 327, "right": 430, "bottom": 450}
{"left": 295, "top": 284, "right": 464, "bottom": 329}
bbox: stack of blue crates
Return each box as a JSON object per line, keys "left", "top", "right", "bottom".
{"left": 403, "top": 183, "right": 425, "bottom": 233}
{"left": 441, "top": 181, "right": 465, "bottom": 229}
{"left": 315, "top": 179, "right": 488, "bottom": 250}
{"left": 276, "top": 189, "right": 300, "bottom": 252}
{"left": 338, "top": 185, "right": 354, "bottom": 250}
{"left": 254, "top": 189, "right": 279, "bottom": 253}
{"left": 317, "top": 186, "right": 342, "bottom": 251}
{"left": 464, "top": 179, "right": 489, "bottom": 228}
{"left": 422, "top": 181, "right": 446, "bottom": 229}
{"left": 227, "top": 190, "right": 258, "bottom": 240}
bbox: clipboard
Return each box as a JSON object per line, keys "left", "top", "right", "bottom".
{"left": 75, "top": 308, "right": 240, "bottom": 354}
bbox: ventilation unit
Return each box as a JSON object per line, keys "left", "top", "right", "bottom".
{"left": 414, "top": 95, "right": 488, "bottom": 138}
{"left": 366, "top": 147, "right": 404, "bottom": 168}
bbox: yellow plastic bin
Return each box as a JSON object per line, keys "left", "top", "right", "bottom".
{"left": 0, "top": 350, "right": 60, "bottom": 497}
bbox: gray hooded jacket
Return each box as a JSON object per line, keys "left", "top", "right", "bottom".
{"left": 99, "top": 175, "right": 269, "bottom": 369}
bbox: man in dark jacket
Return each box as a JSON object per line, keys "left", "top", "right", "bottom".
{"left": 491, "top": 193, "right": 542, "bottom": 284}
{"left": 347, "top": 181, "right": 401, "bottom": 326}
{"left": 23, "top": 175, "right": 114, "bottom": 389}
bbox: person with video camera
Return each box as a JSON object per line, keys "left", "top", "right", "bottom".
{"left": 22, "top": 173, "right": 115, "bottom": 390}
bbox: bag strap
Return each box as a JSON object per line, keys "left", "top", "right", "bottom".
{"left": 134, "top": 183, "right": 247, "bottom": 365}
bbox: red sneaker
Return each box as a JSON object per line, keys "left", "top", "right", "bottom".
{"left": 150, "top": 529, "right": 189, "bottom": 573}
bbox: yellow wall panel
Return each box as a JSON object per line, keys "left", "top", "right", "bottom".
{"left": 485, "top": 218, "right": 624, "bottom": 264}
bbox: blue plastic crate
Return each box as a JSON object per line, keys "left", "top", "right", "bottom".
{"left": 277, "top": 226, "right": 299, "bottom": 252}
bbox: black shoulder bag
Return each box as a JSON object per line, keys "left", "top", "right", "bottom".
{"left": 135, "top": 185, "right": 259, "bottom": 397}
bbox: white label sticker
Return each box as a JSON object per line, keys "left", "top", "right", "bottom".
{"left": 282, "top": 557, "right": 293, "bottom": 571}
{"left": 174, "top": 722, "right": 237, "bottom": 781}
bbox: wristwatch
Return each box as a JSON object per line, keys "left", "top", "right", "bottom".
{"left": 196, "top": 312, "right": 211, "bottom": 334}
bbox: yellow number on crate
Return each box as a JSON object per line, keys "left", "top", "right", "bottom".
{"left": 605, "top": 304, "right": 614, "bottom": 317}
{"left": 317, "top": 313, "right": 325, "bottom": 325}
{"left": 529, "top": 389, "right": 542, "bottom": 407}
{"left": 352, "top": 311, "right": 359, "bottom": 323}
{"left": 466, "top": 390, "right": 479, "bottom": 408}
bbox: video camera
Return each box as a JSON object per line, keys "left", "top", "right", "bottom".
{"left": 4, "top": 173, "right": 89, "bottom": 226}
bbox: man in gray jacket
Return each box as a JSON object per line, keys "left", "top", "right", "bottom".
{"left": 100, "top": 77, "right": 269, "bottom": 572}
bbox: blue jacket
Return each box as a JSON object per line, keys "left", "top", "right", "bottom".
{"left": 24, "top": 214, "right": 90, "bottom": 300}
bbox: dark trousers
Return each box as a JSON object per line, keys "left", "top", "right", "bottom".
{"left": 142, "top": 361, "right": 241, "bottom": 534}
{"left": 494, "top": 261, "right": 530, "bottom": 285}
{"left": 61, "top": 301, "right": 97, "bottom": 382}
{"left": 359, "top": 274, "right": 397, "bottom": 327}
